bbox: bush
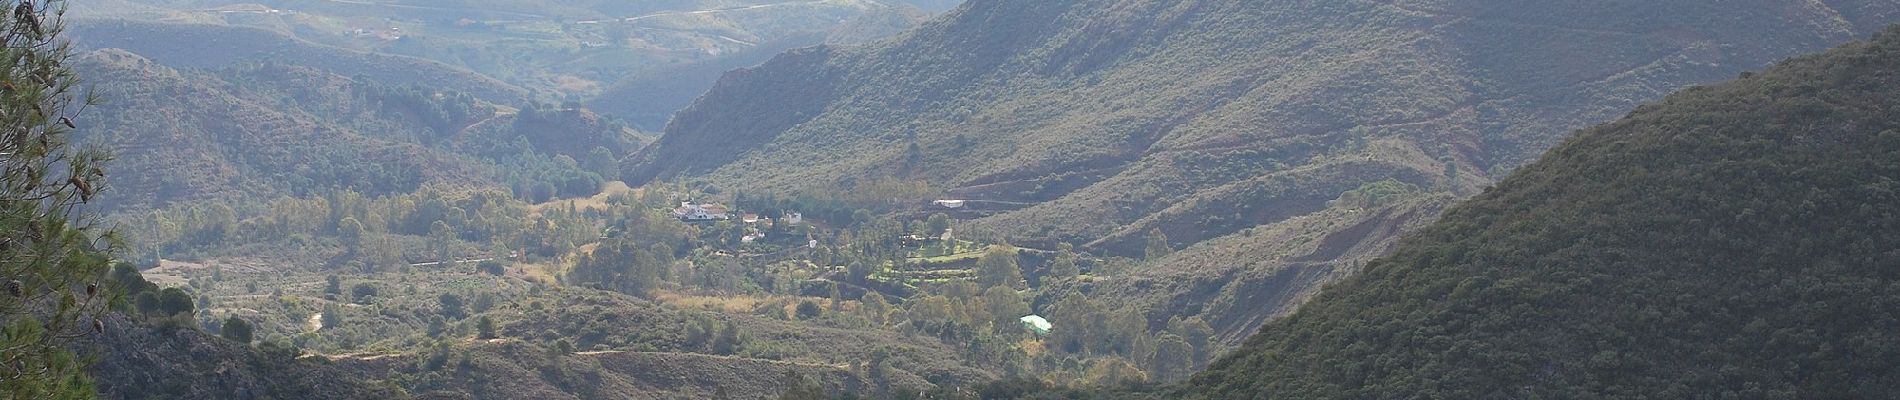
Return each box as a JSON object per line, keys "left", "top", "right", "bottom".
{"left": 477, "top": 260, "right": 506, "bottom": 276}
{"left": 221, "top": 316, "right": 254, "bottom": 344}
{"left": 794, "top": 300, "right": 823, "bottom": 320}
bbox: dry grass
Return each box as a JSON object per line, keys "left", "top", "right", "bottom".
{"left": 513, "top": 262, "right": 562, "bottom": 285}
{"left": 528, "top": 181, "right": 636, "bottom": 217}
{"left": 653, "top": 290, "right": 774, "bottom": 313}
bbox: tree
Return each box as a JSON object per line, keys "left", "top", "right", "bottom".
{"left": 1151, "top": 334, "right": 1195, "bottom": 382}
{"left": 157, "top": 287, "right": 196, "bottom": 317}
{"left": 477, "top": 260, "right": 506, "bottom": 276}
{"left": 1144, "top": 228, "right": 1172, "bottom": 261}
{"left": 712, "top": 321, "right": 741, "bottom": 355}
{"left": 221, "top": 316, "right": 254, "bottom": 344}
{"left": 827, "top": 282, "right": 843, "bottom": 311}
{"left": 338, "top": 217, "right": 366, "bottom": 251}
{"left": 1082, "top": 358, "right": 1147, "bottom": 388}
{"left": 982, "top": 286, "right": 1028, "bottom": 333}
{"left": 439, "top": 293, "right": 467, "bottom": 319}
{"left": 925, "top": 213, "right": 950, "bottom": 236}
{"left": 584, "top": 146, "right": 619, "bottom": 181}
{"left": 109, "top": 262, "right": 157, "bottom": 297}
{"left": 476, "top": 316, "right": 497, "bottom": 339}
{"left": 1049, "top": 243, "right": 1081, "bottom": 279}
{"left": 134, "top": 291, "right": 161, "bottom": 315}
{"left": 846, "top": 260, "right": 876, "bottom": 283}
{"left": 325, "top": 275, "right": 343, "bottom": 296}
{"left": 776, "top": 370, "right": 825, "bottom": 400}
{"left": 975, "top": 245, "right": 1024, "bottom": 289}
{"left": 351, "top": 282, "right": 378, "bottom": 304}
{"left": 861, "top": 292, "right": 891, "bottom": 326}
{"left": 795, "top": 300, "right": 823, "bottom": 320}
{"left": 430, "top": 220, "right": 456, "bottom": 266}
{"left": 321, "top": 304, "right": 342, "bottom": 330}
{"left": 1167, "top": 316, "right": 1215, "bottom": 366}
{"left": 0, "top": 1, "right": 117, "bottom": 396}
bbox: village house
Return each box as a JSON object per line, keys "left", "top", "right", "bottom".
{"left": 674, "top": 202, "right": 731, "bottom": 222}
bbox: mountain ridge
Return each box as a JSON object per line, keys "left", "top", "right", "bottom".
{"left": 1179, "top": 24, "right": 1900, "bottom": 398}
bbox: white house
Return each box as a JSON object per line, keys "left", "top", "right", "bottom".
{"left": 674, "top": 202, "right": 731, "bottom": 221}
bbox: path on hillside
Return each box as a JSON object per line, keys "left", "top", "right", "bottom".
{"left": 409, "top": 256, "right": 500, "bottom": 268}
{"left": 570, "top": 350, "right": 851, "bottom": 369}
{"left": 575, "top": 0, "right": 836, "bottom": 24}
{"left": 305, "top": 0, "right": 549, "bottom": 19}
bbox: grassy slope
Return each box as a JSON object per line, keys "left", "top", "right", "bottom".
{"left": 1181, "top": 26, "right": 1900, "bottom": 399}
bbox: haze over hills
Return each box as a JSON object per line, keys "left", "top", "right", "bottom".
{"left": 71, "top": 0, "right": 934, "bottom": 118}
{"left": 8, "top": 0, "right": 1898, "bottom": 397}
{"left": 1178, "top": 26, "right": 1900, "bottom": 399}
{"left": 71, "top": 48, "right": 642, "bottom": 211}
{"left": 629, "top": 0, "right": 1900, "bottom": 344}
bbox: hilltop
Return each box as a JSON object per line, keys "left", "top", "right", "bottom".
{"left": 1179, "top": 25, "right": 1900, "bottom": 398}
{"left": 628, "top": 0, "right": 1900, "bottom": 345}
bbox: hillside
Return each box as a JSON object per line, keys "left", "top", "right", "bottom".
{"left": 79, "top": 0, "right": 928, "bottom": 107}
{"left": 83, "top": 315, "right": 401, "bottom": 400}
{"left": 1180, "top": 26, "right": 1900, "bottom": 398}
{"left": 587, "top": 5, "right": 929, "bottom": 130}
{"left": 72, "top": 49, "right": 640, "bottom": 210}
{"left": 68, "top": 19, "right": 533, "bottom": 105}
{"left": 629, "top": 0, "right": 1900, "bottom": 344}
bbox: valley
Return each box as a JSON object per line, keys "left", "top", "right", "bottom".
{"left": 2, "top": 0, "right": 1896, "bottom": 399}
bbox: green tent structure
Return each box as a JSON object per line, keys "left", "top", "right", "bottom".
{"left": 1019, "top": 315, "right": 1051, "bottom": 336}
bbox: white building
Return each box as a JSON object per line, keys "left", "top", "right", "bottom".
{"left": 674, "top": 202, "right": 731, "bottom": 221}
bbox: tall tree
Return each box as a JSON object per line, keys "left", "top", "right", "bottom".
{"left": 1144, "top": 228, "right": 1172, "bottom": 261}
{"left": 1049, "top": 243, "right": 1081, "bottom": 279}
{"left": 975, "top": 244, "right": 1023, "bottom": 290}
{"left": 981, "top": 286, "right": 1028, "bottom": 333}
{"left": 0, "top": 0, "right": 116, "bottom": 396}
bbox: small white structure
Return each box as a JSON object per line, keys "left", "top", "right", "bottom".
{"left": 933, "top": 200, "right": 967, "bottom": 209}
{"left": 1019, "top": 315, "right": 1052, "bottom": 336}
{"left": 674, "top": 202, "right": 731, "bottom": 221}
{"left": 785, "top": 212, "right": 803, "bottom": 225}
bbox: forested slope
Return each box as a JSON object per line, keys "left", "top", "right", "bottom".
{"left": 72, "top": 49, "right": 640, "bottom": 210}
{"left": 1182, "top": 25, "right": 1900, "bottom": 399}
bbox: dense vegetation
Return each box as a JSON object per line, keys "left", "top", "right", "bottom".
{"left": 71, "top": 50, "right": 641, "bottom": 211}
{"left": 0, "top": 1, "right": 120, "bottom": 397}
{"left": 1180, "top": 25, "right": 1900, "bottom": 399}
{"left": 629, "top": 0, "right": 1900, "bottom": 349}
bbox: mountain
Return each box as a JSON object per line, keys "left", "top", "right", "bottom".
{"left": 628, "top": 0, "right": 1900, "bottom": 344}
{"left": 78, "top": 0, "right": 930, "bottom": 107}
{"left": 68, "top": 19, "right": 534, "bottom": 106}
{"left": 586, "top": 5, "right": 930, "bottom": 130}
{"left": 1179, "top": 26, "right": 1900, "bottom": 398}
{"left": 72, "top": 49, "right": 640, "bottom": 210}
